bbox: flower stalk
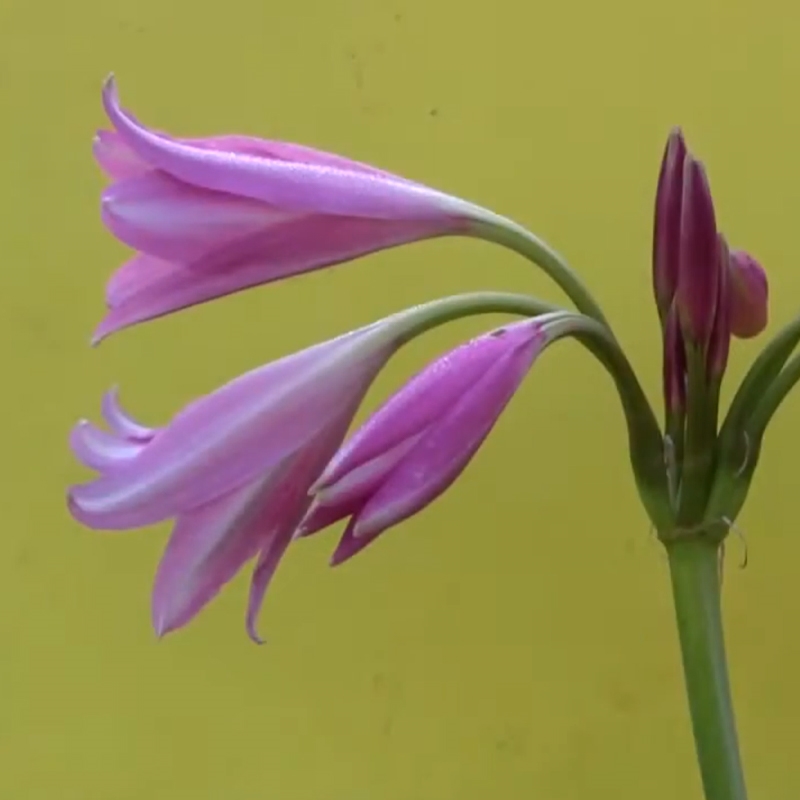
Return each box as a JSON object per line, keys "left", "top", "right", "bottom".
{"left": 666, "top": 537, "right": 747, "bottom": 800}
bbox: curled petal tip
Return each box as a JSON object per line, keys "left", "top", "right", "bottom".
{"left": 90, "top": 318, "right": 111, "bottom": 346}
{"left": 102, "top": 73, "right": 117, "bottom": 97}
{"left": 90, "top": 319, "right": 113, "bottom": 346}
{"left": 668, "top": 125, "right": 685, "bottom": 142}
{"left": 292, "top": 524, "right": 309, "bottom": 540}
{"left": 245, "top": 617, "right": 267, "bottom": 645}
{"left": 153, "top": 618, "right": 181, "bottom": 640}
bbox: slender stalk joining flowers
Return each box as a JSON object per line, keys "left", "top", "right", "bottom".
{"left": 70, "top": 78, "right": 794, "bottom": 800}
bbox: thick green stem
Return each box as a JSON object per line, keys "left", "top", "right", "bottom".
{"left": 666, "top": 538, "right": 747, "bottom": 800}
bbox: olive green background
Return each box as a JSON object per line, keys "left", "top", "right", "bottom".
{"left": 1, "top": 0, "right": 797, "bottom": 797}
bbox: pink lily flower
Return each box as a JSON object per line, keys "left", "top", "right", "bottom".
{"left": 93, "top": 76, "right": 497, "bottom": 343}
{"left": 297, "top": 319, "right": 546, "bottom": 563}
{"left": 69, "top": 312, "right": 418, "bottom": 641}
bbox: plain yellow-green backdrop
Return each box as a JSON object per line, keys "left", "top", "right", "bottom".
{"left": 1, "top": 0, "right": 798, "bottom": 796}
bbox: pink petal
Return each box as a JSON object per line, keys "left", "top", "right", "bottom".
{"left": 186, "top": 134, "right": 422, "bottom": 185}
{"left": 297, "top": 435, "right": 421, "bottom": 537}
{"left": 93, "top": 215, "right": 451, "bottom": 343}
{"left": 245, "top": 414, "right": 353, "bottom": 642}
{"left": 152, "top": 467, "right": 290, "bottom": 637}
{"left": 69, "top": 329, "right": 390, "bottom": 528}
{"left": 97, "top": 123, "right": 425, "bottom": 187}
{"left": 677, "top": 156, "right": 719, "bottom": 346}
{"left": 351, "top": 330, "right": 543, "bottom": 539}
{"left": 70, "top": 420, "right": 146, "bottom": 472}
{"left": 245, "top": 529, "right": 293, "bottom": 644}
{"left": 101, "top": 387, "right": 157, "bottom": 442}
{"left": 652, "top": 128, "right": 686, "bottom": 316}
{"left": 316, "top": 321, "right": 543, "bottom": 490}
{"left": 94, "top": 129, "right": 151, "bottom": 180}
{"left": 102, "top": 76, "right": 476, "bottom": 221}
{"left": 330, "top": 519, "right": 381, "bottom": 566}
{"left": 294, "top": 498, "right": 361, "bottom": 539}
{"left": 101, "top": 170, "right": 295, "bottom": 262}
{"left": 105, "top": 254, "right": 175, "bottom": 309}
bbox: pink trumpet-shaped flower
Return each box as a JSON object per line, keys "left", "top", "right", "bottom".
{"left": 68, "top": 314, "right": 418, "bottom": 641}
{"left": 297, "top": 319, "right": 547, "bottom": 563}
{"left": 93, "top": 76, "right": 494, "bottom": 343}
{"left": 728, "top": 249, "right": 769, "bottom": 339}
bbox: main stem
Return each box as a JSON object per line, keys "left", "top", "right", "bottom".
{"left": 666, "top": 538, "right": 747, "bottom": 800}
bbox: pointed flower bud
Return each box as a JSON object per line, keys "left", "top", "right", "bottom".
{"left": 707, "top": 234, "right": 732, "bottom": 379}
{"left": 653, "top": 128, "right": 687, "bottom": 320}
{"left": 298, "top": 319, "right": 547, "bottom": 563}
{"left": 676, "top": 155, "right": 720, "bottom": 349}
{"left": 728, "top": 249, "right": 768, "bottom": 339}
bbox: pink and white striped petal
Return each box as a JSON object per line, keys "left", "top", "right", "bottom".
{"left": 70, "top": 327, "right": 393, "bottom": 528}
{"left": 245, "top": 416, "right": 353, "bottom": 642}
{"left": 101, "top": 171, "right": 295, "bottom": 262}
{"left": 101, "top": 387, "right": 156, "bottom": 442}
{"left": 93, "top": 215, "right": 451, "bottom": 343}
{"left": 152, "top": 467, "right": 290, "bottom": 636}
{"left": 70, "top": 420, "right": 147, "bottom": 472}
{"left": 94, "top": 129, "right": 151, "bottom": 180}
{"left": 102, "top": 76, "right": 483, "bottom": 221}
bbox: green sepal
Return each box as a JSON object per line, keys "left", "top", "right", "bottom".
{"left": 705, "top": 311, "right": 800, "bottom": 533}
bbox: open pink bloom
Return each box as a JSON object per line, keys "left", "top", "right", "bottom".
{"left": 68, "top": 315, "right": 415, "bottom": 641}
{"left": 94, "top": 76, "right": 494, "bottom": 343}
{"left": 297, "top": 319, "right": 546, "bottom": 564}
